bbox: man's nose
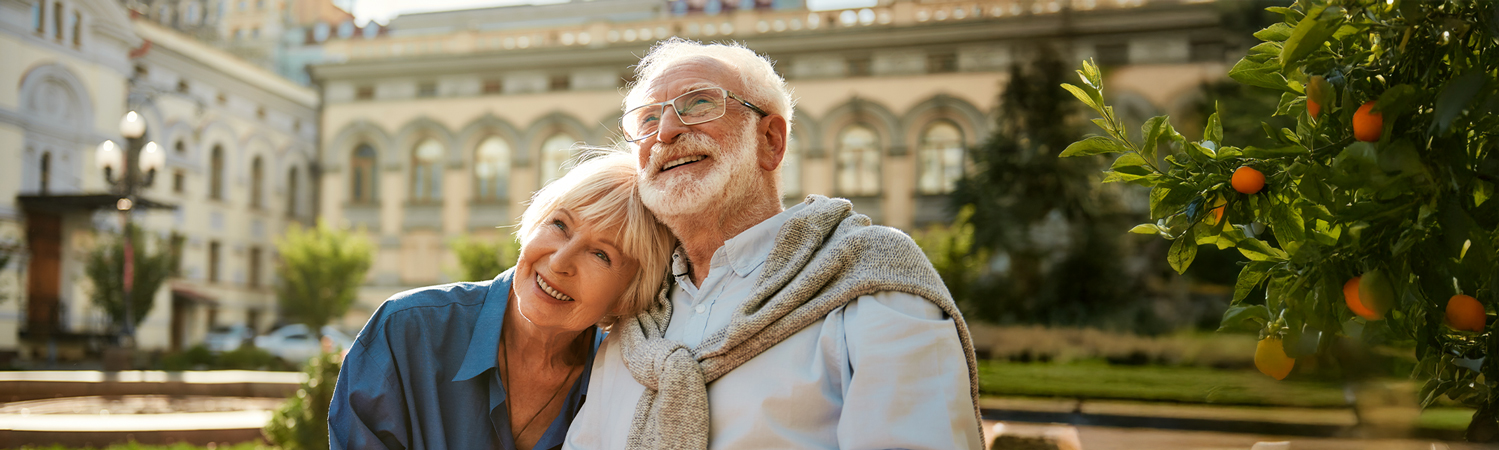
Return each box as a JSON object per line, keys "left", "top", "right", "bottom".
{"left": 655, "top": 105, "right": 689, "bottom": 145}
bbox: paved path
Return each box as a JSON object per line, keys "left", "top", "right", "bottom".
{"left": 983, "top": 420, "right": 1494, "bottom": 450}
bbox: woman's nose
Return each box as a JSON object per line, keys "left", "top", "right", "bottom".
{"left": 550, "top": 241, "right": 581, "bottom": 276}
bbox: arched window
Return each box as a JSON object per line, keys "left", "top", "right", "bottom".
{"left": 351, "top": 144, "right": 377, "bottom": 203}
{"left": 540, "top": 133, "right": 575, "bottom": 185}
{"left": 474, "top": 136, "right": 510, "bottom": 201}
{"left": 286, "top": 166, "right": 298, "bottom": 217}
{"left": 781, "top": 137, "right": 801, "bottom": 197}
{"left": 209, "top": 145, "right": 224, "bottom": 200}
{"left": 40, "top": 151, "right": 52, "bottom": 194}
{"left": 411, "top": 138, "right": 444, "bottom": 202}
{"left": 250, "top": 155, "right": 264, "bottom": 208}
{"left": 917, "top": 121, "right": 964, "bottom": 194}
{"left": 836, "top": 125, "right": 881, "bottom": 196}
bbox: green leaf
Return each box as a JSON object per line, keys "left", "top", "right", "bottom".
{"left": 1111, "top": 153, "right": 1152, "bottom": 176}
{"left": 1102, "top": 171, "right": 1155, "bottom": 185}
{"left": 1218, "top": 304, "right": 1271, "bottom": 333}
{"left": 1243, "top": 145, "right": 1309, "bottom": 159}
{"left": 1431, "top": 70, "right": 1488, "bottom": 135}
{"left": 1150, "top": 186, "right": 1195, "bottom": 220}
{"left": 1238, "top": 237, "right": 1288, "bottom": 261}
{"left": 1080, "top": 59, "right": 1103, "bottom": 90}
{"left": 1254, "top": 22, "right": 1293, "bottom": 42}
{"left": 1376, "top": 84, "right": 1422, "bottom": 118}
{"left": 1271, "top": 199, "right": 1307, "bottom": 244}
{"left": 1234, "top": 263, "right": 1270, "bottom": 303}
{"left": 1229, "top": 57, "right": 1291, "bottom": 92}
{"left": 1279, "top": 6, "right": 1343, "bottom": 73}
{"left": 1129, "top": 223, "right": 1166, "bottom": 236}
{"left": 1168, "top": 225, "right": 1199, "bottom": 274}
{"left": 1062, "top": 83, "right": 1101, "bottom": 113}
{"left": 1204, "top": 110, "right": 1222, "bottom": 145}
{"left": 1140, "top": 115, "right": 1169, "bottom": 163}
{"left": 1274, "top": 92, "right": 1300, "bottom": 116}
{"left": 1060, "top": 136, "right": 1128, "bottom": 157}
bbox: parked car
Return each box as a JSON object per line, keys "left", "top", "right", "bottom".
{"left": 254, "top": 324, "right": 354, "bottom": 364}
{"left": 203, "top": 324, "right": 255, "bottom": 353}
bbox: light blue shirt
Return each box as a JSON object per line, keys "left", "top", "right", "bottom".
{"left": 565, "top": 204, "right": 983, "bottom": 449}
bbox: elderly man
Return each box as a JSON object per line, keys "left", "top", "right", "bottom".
{"left": 564, "top": 38, "right": 984, "bottom": 449}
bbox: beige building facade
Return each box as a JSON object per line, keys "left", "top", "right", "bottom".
{"left": 127, "top": 19, "right": 319, "bottom": 350}
{"left": 311, "top": 0, "right": 1242, "bottom": 324}
{"left": 0, "top": 0, "right": 317, "bottom": 358}
{"left": 1, "top": 0, "right": 141, "bottom": 358}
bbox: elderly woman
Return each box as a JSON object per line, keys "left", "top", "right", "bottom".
{"left": 329, "top": 151, "right": 675, "bottom": 450}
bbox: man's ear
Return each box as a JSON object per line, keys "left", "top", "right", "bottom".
{"left": 757, "top": 114, "right": 789, "bottom": 172}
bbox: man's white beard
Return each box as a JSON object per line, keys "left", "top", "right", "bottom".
{"left": 639, "top": 117, "right": 760, "bottom": 219}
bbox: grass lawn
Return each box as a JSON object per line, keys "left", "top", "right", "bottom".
{"left": 978, "top": 360, "right": 1351, "bottom": 408}
{"left": 18, "top": 443, "right": 270, "bottom": 450}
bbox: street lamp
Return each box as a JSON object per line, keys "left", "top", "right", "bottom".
{"left": 96, "top": 110, "right": 162, "bottom": 350}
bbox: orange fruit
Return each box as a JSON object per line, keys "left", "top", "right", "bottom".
{"left": 1344, "top": 277, "right": 1380, "bottom": 320}
{"left": 1358, "top": 269, "right": 1396, "bottom": 320}
{"left": 1353, "top": 101, "right": 1383, "bottom": 142}
{"left": 1446, "top": 294, "right": 1486, "bottom": 332}
{"left": 1232, "top": 166, "right": 1265, "bottom": 194}
{"left": 1206, "top": 198, "right": 1226, "bottom": 224}
{"left": 1306, "top": 75, "right": 1330, "bottom": 120}
{"left": 1255, "top": 337, "right": 1295, "bottom": 380}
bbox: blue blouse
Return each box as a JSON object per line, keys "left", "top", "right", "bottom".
{"left": 330, "top": 268, "right": 602, "bottom": 450}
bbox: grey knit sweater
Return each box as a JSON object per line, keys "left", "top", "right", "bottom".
{"left": 615, "top": 195, "right": 983, "bottom": 449}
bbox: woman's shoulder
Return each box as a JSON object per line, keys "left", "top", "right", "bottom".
{"left": 360, "top": 276, "right": 507, "bottom": 341}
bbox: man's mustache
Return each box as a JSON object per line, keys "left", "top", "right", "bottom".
{"left": 644, "top": 133, "right": 717, "bottom": 174}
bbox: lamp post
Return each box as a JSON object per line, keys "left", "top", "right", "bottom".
{"left": 95, "top": 111, "right": 164, "bottom": 349}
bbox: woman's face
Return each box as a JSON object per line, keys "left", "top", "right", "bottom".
{"left": 513, "top": 207, "right": 640, "bottom": 332}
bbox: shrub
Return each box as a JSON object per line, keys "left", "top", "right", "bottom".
{"left": 263, "top": 351, "right": 340, "bottom": 450}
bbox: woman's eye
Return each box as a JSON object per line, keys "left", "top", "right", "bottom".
{"left": 551, "top": 219, "right": 567, "bottom": 232}
{"left": 594, "top": 251, "right": 611, "bottom": 264}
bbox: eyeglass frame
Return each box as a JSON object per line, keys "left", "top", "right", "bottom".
{"left": 619, "top": 86, "right": 770, "bottom": 143}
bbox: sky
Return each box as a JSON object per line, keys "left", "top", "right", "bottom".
{"left": 345, "top": 0, "right": 873, "bottom": 25}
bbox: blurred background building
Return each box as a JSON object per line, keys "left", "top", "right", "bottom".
{"left": 1, "top": 0, "right": 1248, "bottom": 360}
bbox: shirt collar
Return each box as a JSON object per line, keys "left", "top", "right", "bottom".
{"left": 452, "top": 267, "right": 515, "bottom": 382}
{"left": 721, "top": 203, "right": 804, "bottom": 277}
{"left": 670, "top": 203, "right": 807, "bottom": 282}
{"left": 451, "top": 267, "right": 608, "bottom": 384}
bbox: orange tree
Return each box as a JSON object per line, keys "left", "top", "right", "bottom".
{"left": 1060, "top": 0, "right": 1498, "bottom": 439}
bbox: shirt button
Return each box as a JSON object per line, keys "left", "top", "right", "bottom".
{"left": 694, "top": 305, "right": 706, "bottom": 314}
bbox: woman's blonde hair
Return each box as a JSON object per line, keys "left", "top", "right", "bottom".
{"left": 516, "top": 148, "right": 676, "bottom": 328}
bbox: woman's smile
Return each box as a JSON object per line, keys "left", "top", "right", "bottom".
{"left": 535, "top": 273, "right": 574, "bottom": 302}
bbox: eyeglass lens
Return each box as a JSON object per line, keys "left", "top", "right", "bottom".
{"left": 622, "top": 88, "right": 728, "bottom": 141}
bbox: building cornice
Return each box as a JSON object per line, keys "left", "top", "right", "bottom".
{"left": 133, "top": 19, "right": 319, "bottom": 108}
{"left": 309, "top": 3, "right": 1221, "bottom": 82}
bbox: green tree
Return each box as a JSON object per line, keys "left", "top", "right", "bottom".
{"left": 274, "top": 222, "right": 372, "bottom": 336}
{"left": 1061, "top": 0, "right": 1499, "bottom": 439}
{"left": 949, "top": 46, "right": 1149, "bottom": 329}
{"left": 263, "top": 351, "right": 340, "bottom": 450}
{"left": 449, "top": 234, "right": 519, "bottom": 282}
{"left": 912, "top": 206, "right": 990, "bottom": 313}
{"left": 84, "top": 224, "right": 175, "bottom": 332}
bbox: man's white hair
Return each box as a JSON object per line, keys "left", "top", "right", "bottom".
{"left": 626, "top": 38, "right": 796, "bottom": 129}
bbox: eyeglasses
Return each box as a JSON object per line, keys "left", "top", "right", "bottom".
{"left": 620, "top": 87, "right": 769, "bottom": 143}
